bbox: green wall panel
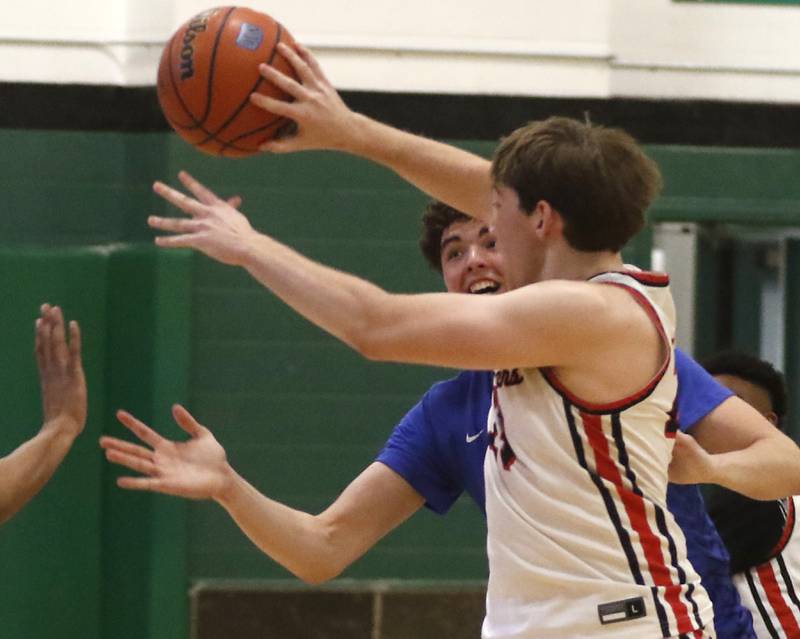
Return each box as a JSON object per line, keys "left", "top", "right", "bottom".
{"left": 0, "top": 248, "right": 109, "bottom": 639}
{"left": 101, "top": 247, "right": 192, "bottom": 639}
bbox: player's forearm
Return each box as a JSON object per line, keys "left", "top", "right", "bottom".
{"left": 707, "top": 437, "right": 800, "bottom": 500}
{"left": 215, "top": 471, "right": 348, "bottom": 584}
{"left": 344, "top": 113, "right": 493, "bottom": 220}
{"left": 0, "top": 421, "right": 77, "bottom": 524}
{"left": 238, "top": 231, "right": 403, "bottom": 360}
{"left": 237, "top": 232, "right": 496, "bottom": 367}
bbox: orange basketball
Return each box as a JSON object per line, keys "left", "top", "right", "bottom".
{"left": 157, "top": 7, "right": 298, "bottom": 157}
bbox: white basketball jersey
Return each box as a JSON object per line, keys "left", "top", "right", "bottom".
{"left": 735, "top": 496, "right": 800, "bottom": 638}
{"left": 482, "top": 270, "right": 714, "bottom": 638}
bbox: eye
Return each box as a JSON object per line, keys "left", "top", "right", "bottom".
{"left": 445, "top": 247, "right": 463, "bottom": 261}
{"left": 485, "top": 238, "right": 497, "bottom": 250}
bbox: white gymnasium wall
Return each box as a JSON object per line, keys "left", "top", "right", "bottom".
{"left": 1, "top": 0, "right": 799, "bottom": 102}
{"left": 611, "top": 0, "right": 800, "bottom": 102}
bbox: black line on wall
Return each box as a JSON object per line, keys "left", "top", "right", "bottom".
{"left": 2, "top": 83, "right": 800, "bottom": 147}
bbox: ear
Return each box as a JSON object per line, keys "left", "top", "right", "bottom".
{"left": 532, "top": 200, "right": 562, "bottom": 238}
{"left": 765, "top": 411, "right": 780, "bottom": 427}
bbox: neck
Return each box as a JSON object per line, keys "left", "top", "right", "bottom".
{"left": 539, "top": 244, "right": 625, "bottom": 283}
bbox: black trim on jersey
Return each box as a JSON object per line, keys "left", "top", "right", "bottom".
{"left": 612, "top": 412, "right": 642, "bottom": 497}
{"left": 4, "top": 85, "right": 800, "bottom": 147}
{"left": 615, "top": 403, "right": 696, "bottom": 635}
{"left": 746, "top": 569, "right": 781, "bottom": 639}
{"left": 542, "top": 367, "right": 665, "bottom": 416}
{"left": 564, "top": 401, "right": 645, "bottom": 583}
{"left": 563, "top": 400, "right": 675, "bottom": 635}
{"left": 777, "top": 554, "right": 800, "bottom": 620}
{"left": 653, "top": 505, "right": 704, "bottom": 632}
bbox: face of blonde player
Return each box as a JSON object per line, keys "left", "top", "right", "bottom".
{"left": 490, "top": 184, "right": 545, "bottom": 291}
{"left": 713, "top": 373, "right": 780, "bottom": 426}
{"left": 439, "top": 218, "right": 506, "bottom": 295}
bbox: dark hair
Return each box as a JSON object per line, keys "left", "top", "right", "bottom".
{"left": 702, "top": 350, "right": 787, "bottom": 427}
{"left": 490, "top": 116, "right": 662, "bottom": 253}
{"left": 418, "top": 201, "right": 471, "bottom": 272}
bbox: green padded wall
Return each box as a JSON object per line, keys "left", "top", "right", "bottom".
{"left": 0, "top": 128, "right": 193, "bottom": 639}
{"left": 0, "top": 248, "right": 108, "bottom": 639}
{"left": 101, "top": 246, "right": 193, "bottom": 639}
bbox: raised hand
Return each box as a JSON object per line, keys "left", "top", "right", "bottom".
{"left": 250, "top": 42, "right": 359, "bottom": 153}
{"left": 100, "top": 405, "right": 232, "bottom": 501}
{"left": 36, "top": 304, "right": 87, "bottom": 439}
{"left": 150, "top": 171, "right": 257, "bottom": 266}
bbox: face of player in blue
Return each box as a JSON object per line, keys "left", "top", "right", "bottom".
{"left": 490, "top": 184, "right": 545, "bottom": 290}
{"left": 439, "top": 218, "right": 506, "bottom": 295}
{"left": 713, "top": 373, "right": 779, "bottom": 427}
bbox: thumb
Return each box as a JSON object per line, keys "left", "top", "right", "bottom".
{"left": 172, "top": 404, "right": 203, "bottom": 437}
{"left": 259, "top": 139, "right": 302, "bottom": 154}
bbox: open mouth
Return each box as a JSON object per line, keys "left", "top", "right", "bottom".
{"left": 469, "top": 280, "right": 501, "bottom": 294}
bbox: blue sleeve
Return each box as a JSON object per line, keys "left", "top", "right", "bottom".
{"left": 675, "top": 348, "right": 733, "bottom": 432}
{"left": 375, "top": 397, "right": 461, "bottom": 515}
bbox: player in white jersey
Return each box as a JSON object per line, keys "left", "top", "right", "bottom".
{"left": 704, "top": 352, "right": 800, "bottom": 638}
{"left": 734, "top": 495, "right": 800, "bottom": 638}
{"left": 142, "top": 50, "right": 800, "bottom": 636}
{"left": 484, "top": 269, "right": 707, "bottom": 637}
{"left": 147, "top": 116, "right": 721, "bottom": 637}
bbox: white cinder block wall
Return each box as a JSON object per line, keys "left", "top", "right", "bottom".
{"left": 0, "top": 0, "right": 798, "bottom": 100}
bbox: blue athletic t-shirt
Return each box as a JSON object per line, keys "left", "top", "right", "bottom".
{"left": 376, "top": 348, "right": 754, "bottom": 638}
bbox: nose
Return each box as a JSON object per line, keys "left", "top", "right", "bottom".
{"left": 466, "top": 245, "right": 488, "bottom": 271}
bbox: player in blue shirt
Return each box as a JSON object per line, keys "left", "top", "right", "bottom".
{"left": 104, "top": 199, "right": 794, "bottom": 636}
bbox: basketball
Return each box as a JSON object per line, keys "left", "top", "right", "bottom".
{"left": 156, "top": 7, "right": 298, "bottom": 157}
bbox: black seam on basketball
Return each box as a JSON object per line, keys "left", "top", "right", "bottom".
{"left": 199, "top": 6, "right": 237, "bottom": 128}
{"left": 164, "top": 28, "right": 201, "bottom": 128}
{"left": 196, "top": 22, "right": 284, "bottom": 146}
{"left": 218, "top": 115, "right": 285, "bottom": 151}
{"left": 213, "top": 119, "right": 285, "bottom": 155}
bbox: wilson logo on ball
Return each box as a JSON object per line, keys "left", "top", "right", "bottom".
{"left": 179, "top": 9, "right": 214, "bottom": 81}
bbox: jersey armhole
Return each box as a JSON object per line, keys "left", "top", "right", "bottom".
{"left": 541, "top": 281, "right": 672, "bottom": 415}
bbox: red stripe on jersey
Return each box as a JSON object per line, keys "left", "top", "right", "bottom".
{"left": 542, "top": 283, "right": 671, "bottom": 414}
{"left": 770, "top": 498, "right": 796, "bottom": 558}
{"left": 756, "top": 560, "right": 800, "bottom": 636}
{"left": 581, "top": 411, "right": 695, "bottom": 635}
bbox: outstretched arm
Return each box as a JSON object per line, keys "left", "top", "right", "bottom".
{"left": 250, "top": 42, "right": 492, "bottom": 220}
{"left": 101, "top": 406, "right": 423, "bottom": 584}
{"left": 0, "top": 305, "right": 87, "bottom": 524}
{"left": 149, "top": 172, "right": 638, "bottom": 375}
{"left": 669, "top": 395, "right": 800, "bottom": 500}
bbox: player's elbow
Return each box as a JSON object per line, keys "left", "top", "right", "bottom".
{"left": 291, "top": 549, "right": 348, "bottom": 585}
{"left": 344, "top": 311, "right": 397, "bottom": 362}
{"left": 350, "top": 330, "right": 391, "bottom": 362}
{"left": 296, "top": 563, "right": 344, "bottom": 586}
